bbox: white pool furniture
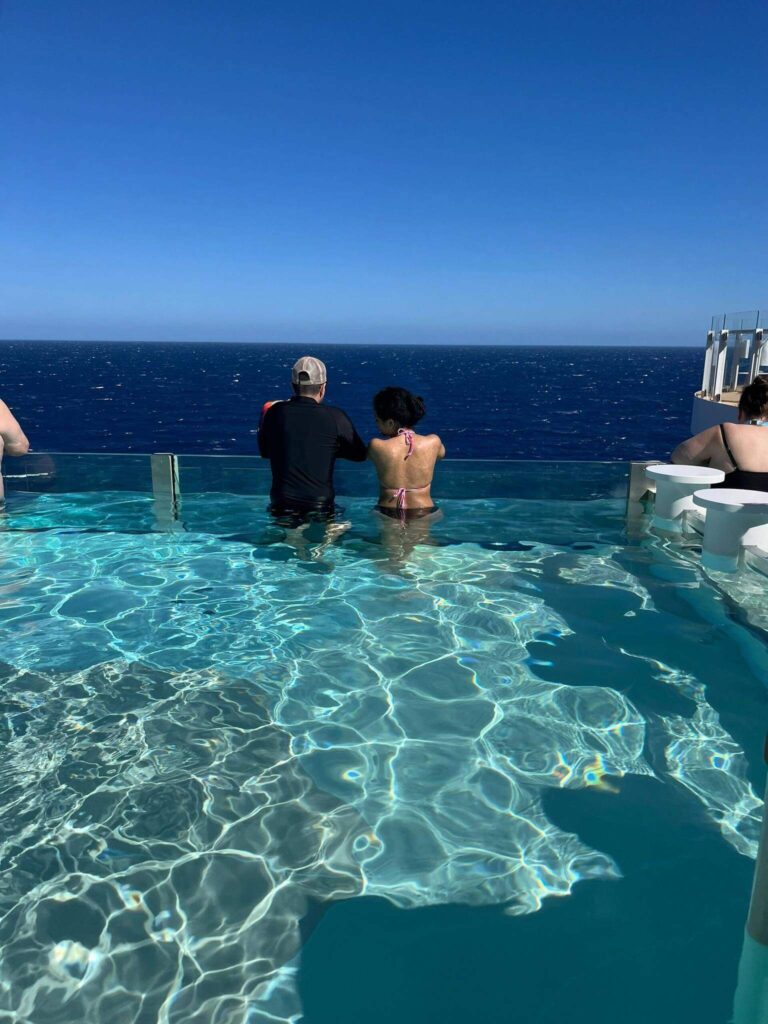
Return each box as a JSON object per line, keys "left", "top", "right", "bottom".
{"left": 743, "top": 523, "right": 768, "bottom": 578}
{"left": 645, "top": 464, "right": 725, "bottom": 531}
{"left": 692, "top": 488, "right": 768, "bottom": 571}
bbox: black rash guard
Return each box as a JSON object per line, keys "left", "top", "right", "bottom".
{"left": 258, "top": 396, "right": 367, "bottom": 511}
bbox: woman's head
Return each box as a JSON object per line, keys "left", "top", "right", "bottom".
{"left": 373, "top": 387, "right": 426, "bottom": 435}
{"left": 739, "top": 375, "right": 768, "bottom": 421}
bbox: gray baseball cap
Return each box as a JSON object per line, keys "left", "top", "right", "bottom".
{"left": 291, "top": 356, "right": 327, "bottom": 385}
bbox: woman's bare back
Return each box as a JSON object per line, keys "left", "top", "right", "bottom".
{"left": 368, "top": 431, "right": 445, "bottom": 509}
{"left": 673, "top": 422, "right": 768, "bottom": 473}
{"left": 719, "top": 423, "right": 768, "bottom": 471}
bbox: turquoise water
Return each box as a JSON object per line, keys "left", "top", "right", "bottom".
{"left": 0, "top": 490, "right": 765, "bottom": 1023}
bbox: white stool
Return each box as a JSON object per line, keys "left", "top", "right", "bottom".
{"left": 742, "top": 523, "right": 768, "bottom": 577}
{"left": 645, "top": 464, "right": 725, "bottom": 531}
{"left": 692, "top": 488, "right": 768, "bottom": 571}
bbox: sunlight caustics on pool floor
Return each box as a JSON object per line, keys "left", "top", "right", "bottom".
{"left": 0, "top": 491, "right": 765, "bottom": 1023}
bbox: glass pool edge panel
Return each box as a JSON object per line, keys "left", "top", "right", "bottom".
{"left": 176, "top": 455, "right": 630, "bottom": 501}
{"left": 176, "top": 454, "right": 273, "bottom": 496}
{"left": 399, "top": 459, "right": 629, "bottom": 501}
{"left": 3, "top": 453, "right": 630, "bottom": 501}
{"left": 2, "top": 452, "right": 154, "bottom": 494}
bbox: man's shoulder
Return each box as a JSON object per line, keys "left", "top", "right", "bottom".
{"left": 322, "top": 403, "right": 354, "bottom": 423}
{"left": 261, "top": 399, "right": 286, "bottom": 420}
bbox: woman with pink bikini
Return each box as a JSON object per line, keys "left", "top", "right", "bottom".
{"left": 368, "top": 387, "right": 445, "bottom": 520}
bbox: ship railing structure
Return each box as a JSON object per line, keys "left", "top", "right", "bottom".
{"left": 701, "top": 310, "right": 768, "bottom": 401}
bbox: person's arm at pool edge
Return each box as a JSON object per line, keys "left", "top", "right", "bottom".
{"left": 0, "top": 400, "right": 29, "bottom": 457}
{"left": 336, "top": 412, "right": 367, "bottom": 462}
{"left": 671, "top": 426, "right": 716, "bottom": 466}
{"left": 257, "top": 404, "right": 275, "bottom": 458}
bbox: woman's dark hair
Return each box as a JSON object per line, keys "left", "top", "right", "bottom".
{"left": 373, "top": 387, "right": 426, "bottom": 428}
{"left": 739, "top": 375, "right": 768, "bottom": 420}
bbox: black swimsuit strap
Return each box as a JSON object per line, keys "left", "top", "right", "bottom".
{"left": 719, "top": 422, "right": 739, "bottom": 470}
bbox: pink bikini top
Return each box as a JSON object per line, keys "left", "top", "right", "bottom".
{"left": 388, "top": 429, "right": 429, "bottom": 516}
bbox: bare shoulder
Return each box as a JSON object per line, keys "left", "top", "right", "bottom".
{"left": 671, "top": 424, "right": 717, "bottom": 464}
{"left": 0, "top": 399, "right": 19, "bottom": 427}
{"left": 424, "top": 433, "right": 446, "bottom": 457}
{"left": 692, "top": 425, "right": 719, "bottom": 448}
{"left": 689, "top": 425, "right": 719, "bottom": 446}
{"left": 411, "top": 432, "right": 441, "bottom": 447}
{"left": 367, "top": 436, "right": 388, "bottom": 461}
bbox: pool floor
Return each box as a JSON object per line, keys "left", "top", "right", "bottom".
{"left": 0, "top": 492, "right": 764, "bottom": 1023}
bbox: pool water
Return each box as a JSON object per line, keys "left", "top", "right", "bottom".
{"left": 0, "top": 492, "right": 765, "bottom": 1023}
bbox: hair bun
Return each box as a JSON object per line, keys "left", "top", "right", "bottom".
{"left": 373, "top": 386, "right": 426, "bottom": 428}
{"left": 409, "top": 394, "right": 426, "bottom": 419}
{"left": 739, "top": 375, "right": 768, "bottom": 419}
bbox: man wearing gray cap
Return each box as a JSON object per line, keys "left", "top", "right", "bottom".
{"left": 258, "top": 355, "right": 367, "bottom": 519}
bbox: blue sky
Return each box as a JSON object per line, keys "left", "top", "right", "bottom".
{"left": 1, "top": 0, "right": 766, "bottom": 345}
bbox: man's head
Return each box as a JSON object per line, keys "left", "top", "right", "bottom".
{"left": 291, "top": 356, "right": 327, "bottom": 401}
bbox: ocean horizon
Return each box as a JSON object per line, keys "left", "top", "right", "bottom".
{"left": 1, "top": 337, "right": 702, "bottom": 348}
{"left": 0, "top": 340, "right": 701, "bottom": 461}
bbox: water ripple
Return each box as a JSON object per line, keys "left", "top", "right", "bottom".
{"left": 0, "top": 494, "right": 761, "bottom": 1022}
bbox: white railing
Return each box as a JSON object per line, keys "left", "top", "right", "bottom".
{"left": 701, "top": 311, "right": 768, "bottom": 400}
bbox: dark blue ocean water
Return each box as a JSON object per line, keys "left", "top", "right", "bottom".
{"left": 0, "top": 341, "right": 700, "bottom": 459}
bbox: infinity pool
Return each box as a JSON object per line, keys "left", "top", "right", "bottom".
{"left": 0, "top": 486, "right": 765, "bottom": 1024}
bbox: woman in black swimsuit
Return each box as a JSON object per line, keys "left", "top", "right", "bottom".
{"left": 671, "top": 376, "right": 768, "bottom": 490}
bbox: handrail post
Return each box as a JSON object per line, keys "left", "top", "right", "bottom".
{"left": 711, "top": 329, "right": 729, "bottom": 398}
{"left": 625, "top": 460, "right": 658, "bottom": 537}
{"left": 151, "top": 453, "right": 180, "bottom": 528}
{"left": 731, "top": 332, "right": 753, "bottom": 391}
{"left": 750, "top": 328, "right": 766, "bottom": 385}
{"left": 626, "top": 460, "right": 660, "bottom": 510}
{"left": 702, "top": 330, "right": 715, "bottom": 396}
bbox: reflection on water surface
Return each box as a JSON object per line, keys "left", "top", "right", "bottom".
{"left": 0, "top": 493, "right": 764, "bottom": 1022}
